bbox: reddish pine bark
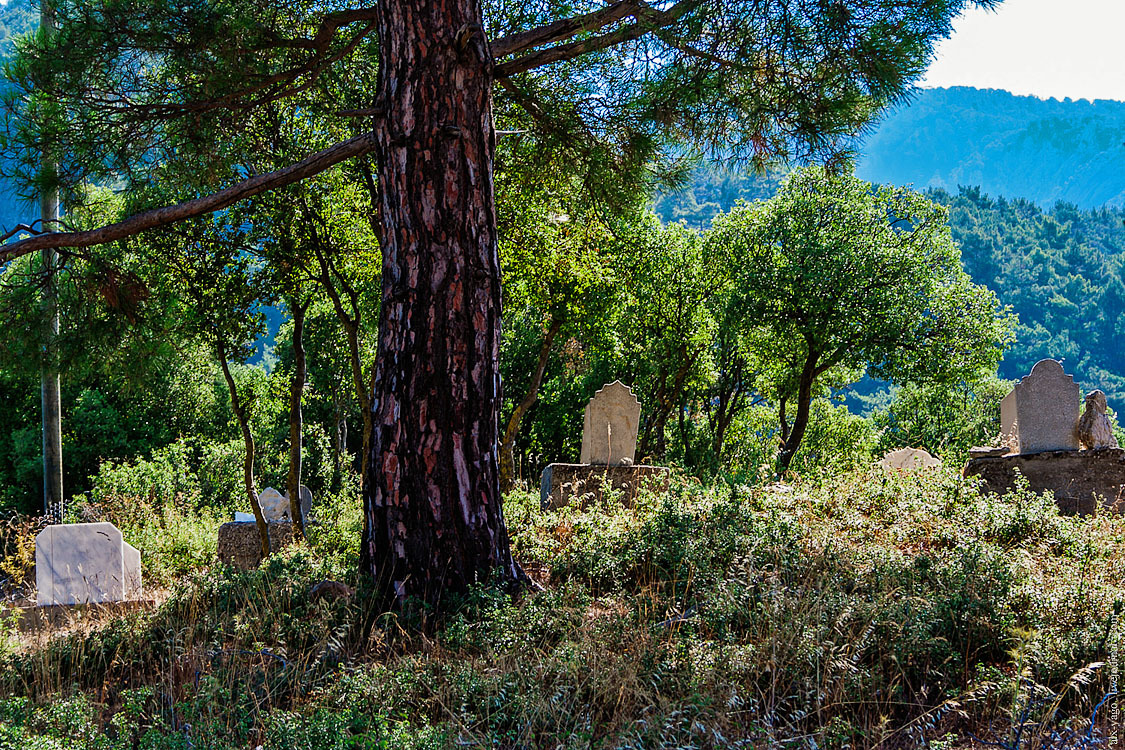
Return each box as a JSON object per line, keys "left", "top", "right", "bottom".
{"left": 362, "top": 0, "right": 522, "bottom": 607}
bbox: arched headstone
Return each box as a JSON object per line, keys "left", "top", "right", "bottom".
{"left": 579, "top": 381, "right": 641, "bottom": 466}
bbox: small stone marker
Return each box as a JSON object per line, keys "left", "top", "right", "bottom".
{"left": 879, "top": 447, "right": 942, "bottom": 471}
{"left": 579, "top": 381, "right": 641, "bottom": 465}
{"left": 35, "top": 522, "right": 142, "bottom": 606}
{"left": 1008, "top": 359, "right": 1080, "bottom": 454}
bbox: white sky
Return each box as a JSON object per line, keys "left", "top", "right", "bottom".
{"left": 920, "top": 0, "right": 1125, "bottom": 102}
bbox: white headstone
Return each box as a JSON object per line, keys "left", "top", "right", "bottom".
{"left": 1011, "top": 359, "right": 1080, "bottom": 454}
{"left": 258, "top": 487, "right": 289, "bottom": 521}
{"left": 579, "top": 381, "right": 641, "bottom": 466}
{"left": 122, "top": 541, "right": 142, "bottom": 599}
{"left": 35, "top": 522, "right": 141, "bottom": 606}
{"left": 879, "top": 447, "right": 943, "bottom": 471}
{"left": 1000, "top": 388, "right": 1017, "bottom": 449}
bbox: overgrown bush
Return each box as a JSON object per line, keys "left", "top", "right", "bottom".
{"left": 0, "top": 469, "right": 1118, "bottom": 748}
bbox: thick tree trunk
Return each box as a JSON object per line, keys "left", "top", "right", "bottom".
{"left": 218, "top": 340, "right": 270, "bottom": 559}
{"left": 362, "top": 0, "right": 522, "bottom": 607}
{"left": 499, "top": 316, "right": 561, "bottom": 493}
{"left": 286, "top": 295, "right": 309, "bottom": 538}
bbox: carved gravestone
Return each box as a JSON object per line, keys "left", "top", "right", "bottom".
{"left": 1009, "top": 359, "right": 1080, "bottom": 454}
{"left": 541, "top": 381, "right": 670, "bottom": 509}
{"left": 36, "top": 522, "right": 142, "bottom": 606}
{"left": 879, "top": 447, "right": 942, "bottom": 471}
{"left": 579, "top": 381, "right": 641, "bottom": 466}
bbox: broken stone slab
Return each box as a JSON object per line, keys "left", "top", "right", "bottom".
{"left": 216, "top": 521, "right": 295, "bottom": 570}
{"left": 963, "top": 448, "right": 1125, "bottom": 515}
{"left": 255, "top": 486, "right": 314, "bottom": 523}
{"left": 258, "top": 487, "right": 289, "bottom": 521}
{"left": 1078, "top": 389, "right": 1118, "bottom": 450}
{"left": 35, "top": 522, "right": 142, "bottom": 606}
{"left": 879, "top": 447, "right": 943, "bottom": 471}
{"left": 969, "top": 446, "right": 1010, "bottom": 458}
{"left": 540, "top": 463, "right": 672, "bottom": 511}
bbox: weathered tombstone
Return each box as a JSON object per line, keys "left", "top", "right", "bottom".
{"left": 1078, "top": 389, "right": 1118, "bottom": 449}
{"left": 35, "top": 522, "right": 142, "bottom": 606}
{"left": 1010, "top": 359, "right": 1080, "bottom": 454}
{"left": 879, "top": 447, "right": 942, "bottom": 471}
{"left": 579, "top": 381, "right": 641, "bottom": 465}
{"left": 540, "top": 381, "right": 670, "bottom": 509}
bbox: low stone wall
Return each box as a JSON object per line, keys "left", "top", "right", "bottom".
{"left": 217, "top": 521, "right": 296, "bottom": 570}
{"left": 540, "top": 463, "right": 672, "bottom": 511}
{"left": 963, "top": 448, "right": 1125, "bottom": 515}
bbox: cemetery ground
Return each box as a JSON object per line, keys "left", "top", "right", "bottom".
{"left": 0, "top": 468, "right": 1121, "bottom": 748}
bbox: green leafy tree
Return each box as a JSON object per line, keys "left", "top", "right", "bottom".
{"left": 0, "top": 0, "right": 995, "bottom": 605}
{"left": 620, "top": 218, "right": 723, "bottom": 461}
{"left": 496, "top": 178, "right": 622, "bottom": 491}
{"left": 708, "top": 166, "right": 1014, "bottom": 472}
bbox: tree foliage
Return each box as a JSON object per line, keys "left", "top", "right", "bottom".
{"left": 707, "top": 166, "right": 1014, "bottom": 469}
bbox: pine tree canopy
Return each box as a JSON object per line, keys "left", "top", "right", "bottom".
{"left": 0, "top": 0, "right": 996, "bottom": 261}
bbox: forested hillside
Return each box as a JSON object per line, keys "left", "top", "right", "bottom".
{"left": 858, "top": 86, "right": 1125, "bottom": 208}
{"left": 943, "top": 187, "right": 1125, "bottom": 407}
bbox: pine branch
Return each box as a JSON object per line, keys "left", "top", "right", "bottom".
{"left": 0, "top": 133, "right": 377, "bottom": 262}
{"left": 495, "top": 0, "right": 702, "bottom": 77}
{"left": 490, "top": 0, "right": 641, "bottom": 59}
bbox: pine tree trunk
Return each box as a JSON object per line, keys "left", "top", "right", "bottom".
{"left": 286, "top": 295, "right": 308, "bottom": 538}
{"left": 362, "top": 0, "right": 522, "bottom": 607}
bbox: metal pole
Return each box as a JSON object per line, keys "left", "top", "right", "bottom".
{"left": 40, "top": 0, "right": 63, "bottom": 521}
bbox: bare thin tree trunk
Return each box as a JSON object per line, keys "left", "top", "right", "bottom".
{"left": 218, "top": 339, "right": 269, "bottom": 559}
{"left": 500, "top": 317, "right": 561, "bottom": 493}
{"left": 286, "top": 294, "right": 309, "bottom": 538}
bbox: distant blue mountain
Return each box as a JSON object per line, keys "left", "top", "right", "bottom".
{"left": 0, "top": 0, "right": 42, "bottom": 234}
{"left": 857, "top": 86, "right": 1125, "bottom": 208}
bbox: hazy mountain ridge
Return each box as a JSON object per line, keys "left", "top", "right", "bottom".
{"left": 858, "top": 86, "right": 1125, "bottom": 208}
